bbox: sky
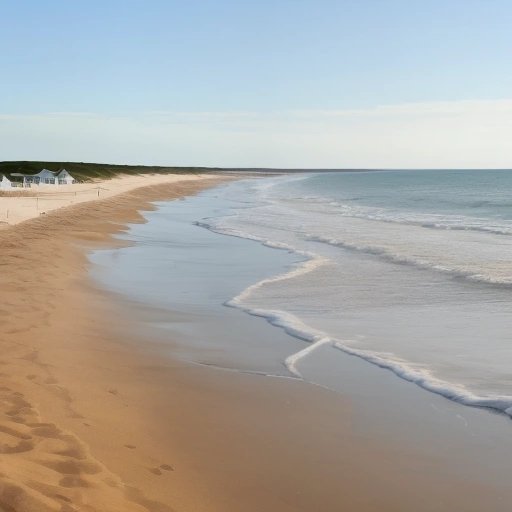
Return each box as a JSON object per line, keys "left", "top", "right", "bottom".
{"left": 1, "top": 0, "right": 511, "bottom": 168}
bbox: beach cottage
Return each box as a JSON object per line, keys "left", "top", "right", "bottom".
{"left": 57, "top": 169, "right": 76, "bottom": 185}
{"left": 0, "top": 174, "right": 13, "bottom": 190}
{"left": 12, "top": 169, "right": 55, "bottom": 186}
{"left": 11, "top": 169, "right": 77, "bottom": 187}
{"left": 33, "top": 169, "right": 57, "bottom": 186}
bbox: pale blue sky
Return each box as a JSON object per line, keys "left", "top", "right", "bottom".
{"left": 1, "top": 0, "right": 511, "bottom": 167}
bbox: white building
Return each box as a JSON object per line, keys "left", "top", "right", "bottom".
{"left": 57, "top": 169, "right": 76, "bottom": 185}
{"left": 0, "top": 174, "right": 13, "bottom": 190}
{"left": 29, "top": 169, "right": 57, "bottom": 186}
{"left": 11, "top": 169, "right": 77, "bottom": 187}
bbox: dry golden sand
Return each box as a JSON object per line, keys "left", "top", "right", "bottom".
{"left": 0, "top": 176, "right": 228, "bottom": 511}
{"left": 0, "top": 173, "right": 213, "bottom": 225}
{"left": 0, "top": 175, "right": 504, "bottom": 511}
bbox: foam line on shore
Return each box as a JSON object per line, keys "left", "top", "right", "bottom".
{"left": 331, "top": 340, "right": 512, "bottom": 417}
{"left": 299, "top": 195, "right": 512, "bottom": 236}
{"left": 199, "top": 214, "right": 512, "bottom": 419}
{"left": 285, "top": 337, "right": 332, "bottom": 377}
{"left": 232, "top": 296, "right": 512, "bottom": 419}
{"left": 307, "top": 235, "right": 512, "bottom": 286}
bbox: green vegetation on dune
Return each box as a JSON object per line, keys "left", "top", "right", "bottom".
{"left": 0, "top": 161, "right": 219, "bottom": 182}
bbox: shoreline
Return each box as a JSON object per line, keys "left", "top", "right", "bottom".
{"left": 0, "top": 174, "right": 231, "bottom": 511}
{"left": 0, "top": 173, "right": 510, "bottom": 511}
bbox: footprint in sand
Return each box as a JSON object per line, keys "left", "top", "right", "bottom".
{"left": 149, "top": 464, "right": 175, "bottom": 475}
{"left": 0, "top": 376, "right": 170, "bottom": 509}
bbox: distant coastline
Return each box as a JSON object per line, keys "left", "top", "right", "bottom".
{"left": 2, "top": 161, "right": 512, "bottom": 182}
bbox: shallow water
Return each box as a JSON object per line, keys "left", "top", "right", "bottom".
{"left": 201, "top": 171, "right": 512, "bottom": 417}
{"left": 87, "top": 177, "right": 512, "bottom": 506}
{"left": 89, "top": 183, "right": 304, "bottom": 375}
{"left": 92, "top": 171, "right": 512, "bottom": 418}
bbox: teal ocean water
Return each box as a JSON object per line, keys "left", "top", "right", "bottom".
{"left": 92, "top": 170, "right": 512, "bottom": 418}
{"left": 204, "top": 170, "right": 512, "bottom": 416}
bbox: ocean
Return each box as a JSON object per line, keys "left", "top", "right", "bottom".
{"left": 91, "top": 170, "right": 512, "bottom": 418}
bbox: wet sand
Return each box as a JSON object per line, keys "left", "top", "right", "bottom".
{"left": 0, "top": 174, "right": 508, "bottom": 511}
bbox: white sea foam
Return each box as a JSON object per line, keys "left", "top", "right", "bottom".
{"left": 305, "top": 235, "right": 512, "bottom": 285}
{"left": 284, "top": 336, "right": 332, "bottom": 377}
{"left": 228, "top": 252, "right": 328, "bottom": 305}
{"left": 331, "top": 341, "right": 512, "bottom": 417}
{"left": 290, "top": 195, "right": 512, "bottom": 236}
{"left": 227, "top": 273, "right": 512, "bottom": 417}
{"left": 201, "top": 214, "right": 512, "bottom": 415}
{"left": 197, "top": 171, "right": 512, "bottom": 419}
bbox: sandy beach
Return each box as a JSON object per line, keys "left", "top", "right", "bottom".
{"left": 0, "top": 173, "right": 218, "bottom": 226}
{"left": 0, "top": 174, "right": 230, "bottom": 511}
{"left": 0, "top": 172, "right": 510, "bottom": 512}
